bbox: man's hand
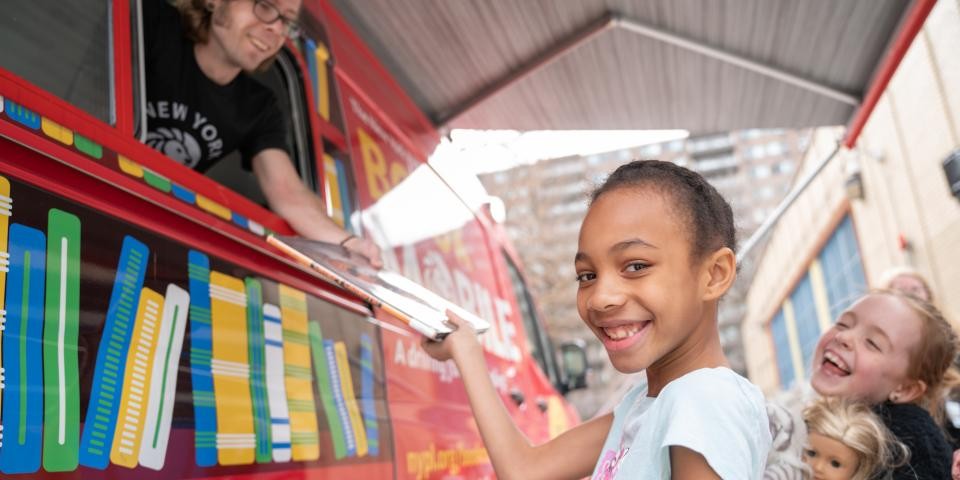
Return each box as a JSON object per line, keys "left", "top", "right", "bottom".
{"left": 253, "top": 149, "right": 383, "bottom": 268}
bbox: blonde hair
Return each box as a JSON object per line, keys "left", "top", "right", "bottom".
{"left": 875, "top": 290, "right": 959, "bottom": 422}
{"left": 803, "top": 397, "right": 908, "bottom": 480}
{"left": 879, "top": 267, "right": 934, "bottom": 303}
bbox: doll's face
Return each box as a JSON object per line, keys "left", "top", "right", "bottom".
{"left": 803, "top": 432, "right": 860, "bottom": 480}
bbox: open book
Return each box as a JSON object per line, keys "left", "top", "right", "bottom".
{"left": 266, "top": 235, "right": 490, "bottom": 340}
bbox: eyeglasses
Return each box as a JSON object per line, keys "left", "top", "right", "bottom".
{"left": 251, "top": 0, "right": 301, "bottom": 39}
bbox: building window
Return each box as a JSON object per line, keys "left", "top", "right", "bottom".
{"left": 791, "top": 274, "right": 820, "bottom": 368}
{"left": 769, "top": 214, "right": 866, "bottom": 389}
{"left": 752, "top": 164, "right": 772, "bottom": 179}
{"left": 771, "top": 310, "right": 795, "bottom": 388}
{"left": 773, "top": 160, "right": 794, "bottom": 175}
{"left": 766, "top": 142, "right": 786, "bottom": 157}
{"left": 818, "top": 216, "right": 867, "bottom": 319}
{"left": 746, "top": 144, "right": 766, "bottom": 159}
{"left": 639, "top": 143, "right": 662, "bottom": 157}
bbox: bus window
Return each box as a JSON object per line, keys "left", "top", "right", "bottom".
{"left": 300, "top": 19, "right": 345, "bottom": 133}
{"left": 203, "top": 48, "right": 316, "bottom": 205}
{"left": 321, "top": 148, "right": 361, "bottom": 234}
{"left": 0, "top": 0, "right": 113, "bottom": 124}
{"left": 503, "top": 253, "right": 560, "bottom": 386}
{"left": 300, "top": 29, "right": 360, "bottom": 235}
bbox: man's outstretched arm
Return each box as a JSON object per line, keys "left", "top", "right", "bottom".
{"left": 252, "top": 148, "right": 382, "bottom": 267}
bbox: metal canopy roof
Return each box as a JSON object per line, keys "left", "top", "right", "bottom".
{"left": 330, "top": 0, "right": 912, "bottom": 134}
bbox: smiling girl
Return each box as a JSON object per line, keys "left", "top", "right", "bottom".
{"left": 423, "top": 160, "right": 771, "bottom": 479}
{"left": 810, "top": 290, "right": 957, "bottom": 479}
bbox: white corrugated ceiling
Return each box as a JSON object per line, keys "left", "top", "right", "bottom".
{"left": 331, "top": 0, "right": 911, "bottom": 133}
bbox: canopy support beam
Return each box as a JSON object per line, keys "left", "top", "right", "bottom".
{"left": 615, "top": 17, "right": 861, "bottom": 108}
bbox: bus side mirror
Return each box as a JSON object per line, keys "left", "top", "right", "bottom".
{"left": 559, "top": 340, "right": 588, "bottom": 393}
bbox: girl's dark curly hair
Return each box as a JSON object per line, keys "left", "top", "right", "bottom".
{"left": 590, "top": 159, "right": 737, "bottom": 261}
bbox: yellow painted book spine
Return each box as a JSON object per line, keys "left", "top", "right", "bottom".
{"left": 110, "top": 288, "right": 164, "bottom": 468}
{"left": 210, "top": 272, "right": 255, "bottom": 465}
{"left": 279, "top": 285, "right": 320, "bottom": 461}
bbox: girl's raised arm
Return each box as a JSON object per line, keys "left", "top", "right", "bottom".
{"left": 422, "top": 312, "right": 611, "bottom": 480}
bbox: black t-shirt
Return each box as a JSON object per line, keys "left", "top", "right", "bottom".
{"left": 143, "top": 1, "right": 288, "bottom": 172}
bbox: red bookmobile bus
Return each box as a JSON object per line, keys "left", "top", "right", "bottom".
{"left": 0, "top": 1, "right": 584, "bottom": 478}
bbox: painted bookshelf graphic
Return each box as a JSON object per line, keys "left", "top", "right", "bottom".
{"left": 0, "top": 175, "right": 10, "bottom": 448}
{"left": 359, "top": 333, "right": 380, "bottom": 456}
{"left": 322, "top": 339, "right": 357, "bottom": 457}
{"left": 139, "top": 284, "right": 189, "bottom": 471}
{"left": 79, "top": 236, "right": 149, "bottom": 469}
{"left": 0, "top": 176, "right": 390, "bottom": 475}
{"left": 308, "top": 322, "right": 349, "bottom": 459}
{"left": 210, "top": 271, "right": 255, "bottom": 465}
{"left": 335, "top": 341, "right": 368, "bottom": 457}
{"left": 263, "top": 302, "right": 292, "bottom": 462}
{"left": 0, "top": 224, "right": 46, "bottom": 474}
{"left": 110, "top": 288, "right": 164, "bottom": 468}
{"left": 188, "top": 251, "right": 217, "bottom": 467}
{"left": 245, "top": 278, "right": 272, "bottom": 464}
{"left": 279, "top": 285, "right": 320, "bottom": 461}
{"left": 42, "top": 209, "right": 81, "bottom": 472}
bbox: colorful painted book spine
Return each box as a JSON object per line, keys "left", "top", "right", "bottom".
{"left": 245, "top": 278, "right": 272, "bottom": 463}
{"left": 110, "top": 288, "right": 164, "bottom": 468}
{"left": 42, "top": 209, "right": 81, "bottom": 472}
{"left": 263, "top": 303, "right": 291, "bottom": 462}
{"left": 308, "top": 322, "right": 348, "bottom": 459}
{"left": 139, "top": 284, "right": 189, "bottom": 471}
{"left": 187, "top": 251, "right": 217, "bottom": 467}
{"left": 0, "top": 175, "right": 11, "bottom": 447}
{"left": 335, "top": 341, "right": 368, "bottom": 457}
{"left": 323, "top": 339, "right": 356, "bottom": 457}
{"left": 210, "top": 271, "right": 255, "bottom": 465}
{"left": 279, "top": 285, "right": 320, "bottom": 461}
{"left": 359, "top": 333, "right": 379, "bottom": 456}
{"left": 0, "top": 224, "right": 46, "bottom": 474}
{"left": 322, "top": 155, "right": 345, "bottom": 227}
{"left": 335, "top": 158, "right": 354, "bottom": 227}
{"left": 79, "top": 236, "right": 148, "bottom": 469}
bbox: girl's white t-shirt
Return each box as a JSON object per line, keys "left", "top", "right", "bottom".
{"left": 591, "top": 367, "right": 771, "bottom": 480}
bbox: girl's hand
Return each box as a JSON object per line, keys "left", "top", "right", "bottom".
{"left": 421, "top": 309, "right": 482, "bottom": 363}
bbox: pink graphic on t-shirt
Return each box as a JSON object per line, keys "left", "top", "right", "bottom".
{"left": 593, "top": 446, "right": 629, "bottom": 480}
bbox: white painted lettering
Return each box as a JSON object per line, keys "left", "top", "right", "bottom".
{"left": 192, "top": 112, "right": 207, "bottom": 130}
{"left": 200, "top": 124, "right": 217, "bottom": 141}
{"left": 156, "top": 101, "right": 169, "bottom": 118}
{"left": 172, "top": 102, "right": 188, "bottom": 121}
{"left": 393, "top": 339, "right": 407, "bottom": 366}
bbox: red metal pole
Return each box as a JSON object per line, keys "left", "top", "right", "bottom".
{"left": 843, "top": 0, "right": 937, "bottom": 148}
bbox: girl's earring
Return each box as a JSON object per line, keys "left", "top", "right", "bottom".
{"left": 890, "top": 394, "right": 899, "bottom": 403}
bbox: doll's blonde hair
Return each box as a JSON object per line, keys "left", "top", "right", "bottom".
{"left": 803, "top": 397, "right": 907, "bottom": 480}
